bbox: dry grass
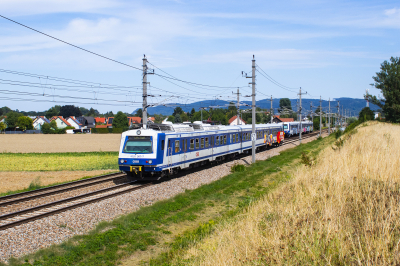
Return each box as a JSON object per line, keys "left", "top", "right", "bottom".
{"left": 0, "top": 134, "right": 121, "bottom": 153}
{"left": 178, "top": 122, "right": 400, "bottom": 265}
{"left": 0, "top": 170, "right": 116, "bottom": 194}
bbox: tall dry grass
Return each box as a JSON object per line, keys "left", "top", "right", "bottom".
{"left": 179, "top": 122, "right": 400, "bottom": 265}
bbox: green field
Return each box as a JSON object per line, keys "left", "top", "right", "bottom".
{"left": 0, "top": 152, "right": 119, "bottom": 171}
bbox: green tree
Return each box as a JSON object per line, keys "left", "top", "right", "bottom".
{"left": 358, "top": 107, "right": 374, "bottom": 123}
{"left": 279, "top": 98, "right": 292, "bottom": 111}
{"left": 172, "top": 107, "right": 184, "bottom": 117}
{"left": 42, "top": 123, "right": 53, "bottom": 134}
{"left": 174, "top": 114, "right": 182, "bottom": 123}
{"left": 135, "top": 109, "right": 143, "bottom": 118}
{"left": 16, "top": 116, "right": 33, "bottom": 131}
{"left": 181, "top": 112, "right": 189, "bottom": 122}
{"left": 59, "top": 105, "right": 82, "bottom": 118}
{"left": 86, "top": 107, "right": 99, "bottom": 117}
{"left": 45, "top": 105, "right": 61, "bottom": 119}
{"left": 104, "top": 111, "right": 114, "bottom": 118}
{"left": 167, "top": 115, "right": 175, "bottom": 122}
{"left": 50, "top": 120, "right": 57, "bottom": 129}
{"left": 368, "top": 57, "right": 400, "bottom": 123}
{"left": 0, "top": 122, "right": 6, "bottom": 133}
{"left": 190, "top": 108, "right": 196, "bottom": 116}
{"left": 112, "top": 111, "right": 128, "bottom": 130}
{"left": 5, "top": 111, "right": 23, "bottom": 129}
{"left": 79, "top": 107, "right": 89, "bottom": 115}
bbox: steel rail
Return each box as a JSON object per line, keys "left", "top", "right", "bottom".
{"left": 0, "top": 182, "right": 152, "bottom": 231}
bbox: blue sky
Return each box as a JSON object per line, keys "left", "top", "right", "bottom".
{"left": 0, "top": 0, "right": 399, "bottom": 113}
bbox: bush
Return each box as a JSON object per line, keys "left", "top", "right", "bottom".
{"left": 112, "top": 128, "right": 123, "bottom": 133}
{"left": 334, "top": 129, "right": 343, "bottom": 139}
{"left": 231, "top": 164, "right": 245, "bottom": 173}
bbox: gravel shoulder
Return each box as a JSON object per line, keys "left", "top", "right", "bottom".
{"left": 0, "top": 133, "right": 327, "bottom": 263}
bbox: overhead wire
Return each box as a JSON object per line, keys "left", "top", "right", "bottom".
{"left": 0, "top": 15, "right": 142, "bottom": 71}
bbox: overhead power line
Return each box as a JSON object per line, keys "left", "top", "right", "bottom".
{"left": 0, "top": 14, "right": 142, "bottom": 71}
{"left": 255, "top": 63, "right": 298, "bottom": 93}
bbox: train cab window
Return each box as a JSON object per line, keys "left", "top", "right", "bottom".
{"left": 168, "top": 140, "right": 171, "bottom": 150}
{"left": 175, "top": 140, "right": 180, "bottom": 153}
{"left": 205, "top": 137, "right": 209, "bottom": 148}
{"left": 161, "top": 140, "right": 165, "bottom": 150}
{"left": 216, "top": 136, "right": 220, "bottom": 146}
{"left": 196, "top": 138, "right": 200, "bottom": 149}
{"left": 224, "top": 135, "right": 227, "bottom": 144}
{"left": 124, "top": 136, "right": 152, "bottom": 153}
{"left": 201, "top": 138, "right": 204, "bottom": 148}
{"left": 190, "top": 139, "right": 194, "bottom": 150}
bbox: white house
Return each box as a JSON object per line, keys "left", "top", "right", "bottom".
{"left": 66, "top": 116, "right": 82, "bottom": 129}
{"left": 50, "top": 116, "right": 71, "bottom": 129}
{"left": 228, "top": 115, "right": 246, "bottom": 126}
{"left": 33, "top": 116, "right": 50, "bottom": 130}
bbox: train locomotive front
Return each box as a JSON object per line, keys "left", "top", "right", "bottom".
{"left": 118, "top": 129, "right": 164, "bottom": 179}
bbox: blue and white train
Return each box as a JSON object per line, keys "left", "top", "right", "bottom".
{"left": 118, "top": 122, "right": 285, "bottom": 180}
{"left": 283, "top": 121, "right": 313, "bottom": 137}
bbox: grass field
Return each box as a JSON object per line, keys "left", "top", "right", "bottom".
{"left": 0, "top": 152, "right": 119, "bottom": 172}
{"left": 174, "top": 122, "right": 400, "bottom": 265}
{"left": 2, "top": 129, "right": 334, "bottom": 265}
{"left": 0, "top": 134, "right": 121, "bottom": 153}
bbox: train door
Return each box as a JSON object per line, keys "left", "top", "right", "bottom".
{"left": 180, "top": 138, "right": 187, "bottom": 169}
{"left": 167, "top": 139, "right": 173, "bottom": 169}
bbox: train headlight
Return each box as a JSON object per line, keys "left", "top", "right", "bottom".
{"left": 120, "top": 159, "right": 124, "bottom": 164}
{"left": 148, "top": 160, "right": 152, "bottom": 164}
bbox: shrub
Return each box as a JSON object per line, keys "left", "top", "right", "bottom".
{"left": 231, "top": 164, "right": 245, "bottom": 173}
{"left": 112, "top": 128, "right": 123, "bottom": 134}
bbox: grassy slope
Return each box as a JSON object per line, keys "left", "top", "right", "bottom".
{"left": 175, "top": 122, "right": 400, "bottom": 265}
{"left": 2, "top": 135, "right": 334, "bottom": 266}
{"left": 0, "top": 152, "right": 118, "bottom": 171}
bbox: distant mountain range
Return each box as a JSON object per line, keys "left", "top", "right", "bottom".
{"left": 134, "top": 98, "right": 379, "bottom": 117}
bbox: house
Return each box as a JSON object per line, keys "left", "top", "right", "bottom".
{"left": 229, "top": 115, "right": 246, "bottom": 126}
{"left": 128, "top": 117, "right": 141, "bottom": 127}
{"left": 66, "top": 116, "right": 82, "bottom": 129}
{"left": 95, "top": 117, "right": 106, "bottom": 124}
{"left": 272, "top": 116, "right": 294, "bottom": 123}
{"left": 33, "top": 116, "right": 50, "bottom": 130}
{"left": 76, "top": 116, "right": 96, "bottom": 128}
{"left": 147, "top": 117, "right": 155, "bottom": 123}
{"left": 50, "top": 116, "right": 71, "bottom": 129}
{"left": 106, "top": 117, "right": 114, "bottom": 128}
{"left": 95, "top": 125, "right": 108, "bottom": 129}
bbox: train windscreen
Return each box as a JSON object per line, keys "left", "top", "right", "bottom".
{"left": 124, "top": 136, "right": 152, "bottom": 153}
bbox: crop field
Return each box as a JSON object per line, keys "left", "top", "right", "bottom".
{"left": 177, "top": 122, "right": 400, "bottom": 265}
{"left": 0, "top": 134, "right": 121, "bottom": 153}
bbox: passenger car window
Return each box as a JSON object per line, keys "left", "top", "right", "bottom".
{"left": 216, "top": 136, "right": 219, "bottom": 146}
{"left": 236, "top": 133, "right": 239, "bottom": 141}
{"left": 161, "top": 140, "right": 165, "bottom": 150}
{"left": 190, "top": 139, "right": 194, "bottom": 150}
{"left": 175, "top": 140, "right": 180, "bottom": 153}
{"left": 196, "top": 138, "right": 199, "bottom": 149}
{"left": 224, "top": 135, "right": 227, "bottom": 144}
{"left": 201, "top": 138, "right": 204, "bottom": 148}
{"left": 205, "top": 137, "right": 209, "bottom": 147}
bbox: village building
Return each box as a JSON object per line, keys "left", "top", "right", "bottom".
{"left": 66, "top": 116, "right": 82, "bottom": 129}
{"left": 228, "top": 115, "right": 246, "bottom": 126}
{"left": 33, "top": 116, "right": 50, "bottom": 130}
{"left": 50, "top": 116, "right": 71, "bottom": 129}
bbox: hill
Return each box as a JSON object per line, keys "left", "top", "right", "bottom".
{"left": 135, "top": 97, "right": 379, "bottom": 116}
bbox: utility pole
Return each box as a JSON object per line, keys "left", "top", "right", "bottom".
{"left": 142, "top": 55, "right": 153, "bottom": 129}
{"left": 337, "top": 101, "right": 340, "bottom": 127}
{"left": 298, "top": 88, "right": 307, "bottom": 144}
{"left": 270, "top": 95, "right": 273, "bottom": 123}
{"left": 328, "top": 98, "right": 331, "bottom": 134}
{"left": 310, "top": 102, "right": 313, "bottom": 129}
{"left": 242, "top": 55, "right": 256, "bottom": 163}
{"left": 319, "top": 96, "right": 322, "bottom": 136}
{"left": 232, "top": 88, "right": 241, "bottom": 125}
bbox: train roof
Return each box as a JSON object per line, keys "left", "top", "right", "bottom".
{"left": 129, "top": 122, "right": 283, "bottom": 134}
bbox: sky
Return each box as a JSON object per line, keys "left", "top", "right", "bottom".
{"left": 0, "top": 0, "right": 399, "bottom": 114}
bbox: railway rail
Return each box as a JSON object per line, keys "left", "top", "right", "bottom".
{"left": 0, "top": 129, "right": 328, "bottom": 231}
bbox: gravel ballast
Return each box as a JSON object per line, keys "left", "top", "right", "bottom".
{"left": 0, "top": 134, "right": 326, "bottom": 262}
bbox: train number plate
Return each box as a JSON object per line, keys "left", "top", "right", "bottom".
{"left": 132, "top": 160, "right": 139, "bottom": 163}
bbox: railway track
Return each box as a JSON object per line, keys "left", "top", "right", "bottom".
{"left": 282, "top": 129, "right": 328, "bottom": 146}
{"left": 0, "top": 129, "right": 328, "bottom": 231}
